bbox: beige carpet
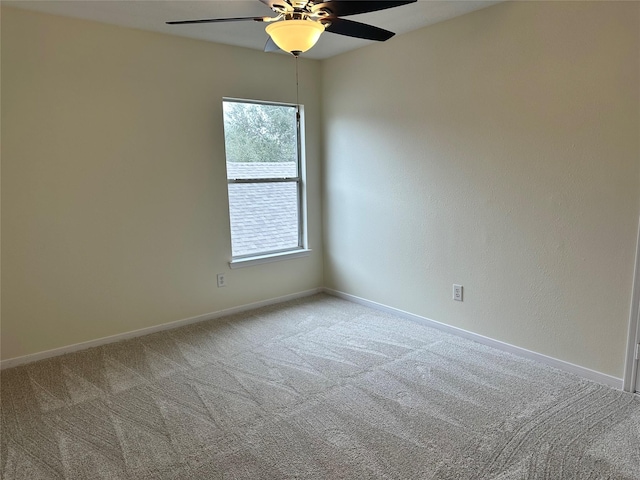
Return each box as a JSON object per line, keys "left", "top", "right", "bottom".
{"left": 1, "top": 294, "right": 639, "bottom": 479}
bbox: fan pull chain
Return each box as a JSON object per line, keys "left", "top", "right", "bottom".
{"left": 295, "top": 54, "right": 300, "bottom": 121}
{"left": 294, "top": 54, "right": 302, "bottom": 182}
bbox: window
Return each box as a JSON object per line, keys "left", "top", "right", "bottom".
{"left": 222, "top": 99, "right": 308, "bottom": 267}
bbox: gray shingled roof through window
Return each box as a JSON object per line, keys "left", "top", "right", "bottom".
{"left": 226, "top": 162, "right": 300, "bottom": 257}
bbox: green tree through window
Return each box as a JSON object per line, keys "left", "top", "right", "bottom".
{"left": 223, "top": 102, "right": 297, "bottom": 164}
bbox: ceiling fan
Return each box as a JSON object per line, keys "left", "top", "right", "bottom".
{"left": 167, "top": 0, "right": 417, "bottom": 56}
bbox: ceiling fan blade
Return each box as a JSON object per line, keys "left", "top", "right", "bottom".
{"left": 259, "top": 0, "right": 290, "bottom": 8}
{"left": 313, "top": 0, "right": 416, "bottom": 18}
{"left": 324, "top": 18, "right": 395, "bottom": 41}
{"left": 264, "top": 37, "right": 282, "bottom": 53}
{"left": 166, "top": 17, "right": 267, "bottom": 25}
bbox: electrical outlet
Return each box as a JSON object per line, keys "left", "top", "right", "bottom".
{"left": 453, "top": 284, "right": 463, "bottom": 301}
{"left": 217, "top": 273, "right": 227, "bottom": 288}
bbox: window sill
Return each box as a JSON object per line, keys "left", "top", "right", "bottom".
{"left": 229, "top": 249, "right": 312, "bottom": 269}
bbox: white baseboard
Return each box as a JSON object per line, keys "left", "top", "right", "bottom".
{"left": 0, "top": 288, "right": 323, "bottom": 370}
{"left": 324, "top": 288, "right": 624, "bottom": 390}
{"left": 3, "top": 286, "right": 625, "bottom": 391}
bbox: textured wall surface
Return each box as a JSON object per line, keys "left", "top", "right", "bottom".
{"left": 1, "top": 7, "right": 324, "bottom": 360}
{"left": 322, "top": 1, "right": 640, "bottom": 378}
{"left": 3, "top": 2, "right": 639, "bottom": 380}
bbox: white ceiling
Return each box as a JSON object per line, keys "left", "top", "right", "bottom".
{"left": 4, "top": 0, "right": 502, "bottom": 59}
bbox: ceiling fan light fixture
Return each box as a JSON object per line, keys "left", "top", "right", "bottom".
{"left": 265, "top": 19, "right": 325, "bottom": 54}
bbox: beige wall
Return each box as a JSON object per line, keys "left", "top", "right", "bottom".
{"left": 3, "top": 2, "right": 639, "bottom": 380}
{"left": 1, "top": 7, "right": 324, "bottom": 360}
{"left": 322, "top": 1, "right": 639, "bottom": 378}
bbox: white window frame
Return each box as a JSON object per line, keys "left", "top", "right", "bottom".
{"left": 223, "top": 98, "right": 310, "bottom": 269}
